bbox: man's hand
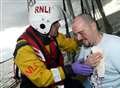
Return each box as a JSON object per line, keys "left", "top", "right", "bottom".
{"left": 84, "top": 52, "right": 103, "bottom": 67}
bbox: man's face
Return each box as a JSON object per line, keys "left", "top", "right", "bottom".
{"left": 72, "top": 17, "right": 96, "bottom": 47}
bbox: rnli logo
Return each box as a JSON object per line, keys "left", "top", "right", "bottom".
{"left": 34, "top": 6, "right": 50, "bottom": 13}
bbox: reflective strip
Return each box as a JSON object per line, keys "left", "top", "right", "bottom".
{"left": 57, "top": 85, "right": 64, "bottom": 88}
{"left": 51, "top": 68, "right": 61, "bottom": 83}
{"left": 33, "top": 47, "right": 46, "bottom": 61}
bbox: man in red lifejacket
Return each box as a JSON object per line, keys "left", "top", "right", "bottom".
{"left": 14, "top": 0, "right": 98, "bottom": 88}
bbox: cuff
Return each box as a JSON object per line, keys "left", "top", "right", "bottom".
{"left": 51, "top": 68, "right": 62, "bottom": 83}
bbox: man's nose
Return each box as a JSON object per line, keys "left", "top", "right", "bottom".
{"left": 77, "top": 34, "right": 83, "bottom": 40}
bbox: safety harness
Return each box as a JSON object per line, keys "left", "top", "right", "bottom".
{"left": 14, "top": 26, "right": 64, "bottom": 67}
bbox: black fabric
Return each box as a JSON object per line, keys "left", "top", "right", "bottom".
{"left": 20, "top": 74, "right": 85, "bottom": 88}
{"left": 64, "top": 78, "right": 85, "bottom": 88}
{"left": 15, "top": 66, "right": 20, "bottom": 80}
{"left": 20, "top": 74, "right": 38, "bottom": 88}
{"left": 52, "top": 37, "right": 61, "bottom": 66}
{"left": 63, "top": 64, "right": 76, "bottom": 78}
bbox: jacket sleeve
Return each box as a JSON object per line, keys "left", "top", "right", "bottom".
{"left": 56, "top": 33, "right": 79, "bottom": 52}
{"left": 15, "top": 45, "right": 65, "bottom": 87}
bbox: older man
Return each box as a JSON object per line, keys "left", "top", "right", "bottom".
{"left": 72, "top": 14, "right": 120, "bottom": 88}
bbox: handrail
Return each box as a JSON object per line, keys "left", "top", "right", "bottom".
{"left": 0, "top": 57, "right": 13, "bottom": 64}
{"left": 0, "top": 57, "right": 20, "bottom": 88}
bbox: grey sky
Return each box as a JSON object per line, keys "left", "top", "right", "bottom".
{"left": 0, "top": 0, "right": 28, "bottom": 31}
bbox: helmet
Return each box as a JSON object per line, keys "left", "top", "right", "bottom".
{"left": 28, "top": 0, "right": 64, "bottom": 34}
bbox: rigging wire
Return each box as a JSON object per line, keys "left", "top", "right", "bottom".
{"left": 63, "top": 0, "right": 71, "bottom": 38}
{"left": 66, "top": 0, "right": 75, "bottom": 19}
{"left": 91, "top": 0, "right": 101, "bottom": 31}
{"left": 0, "top": 57, "right": 13, "bottom": 64}
{"left": 95, "top": 0, "right": 113, "bottom": 34}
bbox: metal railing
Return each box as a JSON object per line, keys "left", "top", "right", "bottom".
{"left": 0, "top": 57, "right": 20, "bottom": 88}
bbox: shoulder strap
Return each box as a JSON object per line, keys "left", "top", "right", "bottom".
{"left": 26, "top": 28, "right": 53, "bottom": 64}
{"left": 26, "top": 30, "right": 46, "bottom": 57}
{"left": 54, "top": 37, "right": 64, "bottom": 66}
{"left": 25, "top": 29, "right": 50, "bottom": 62}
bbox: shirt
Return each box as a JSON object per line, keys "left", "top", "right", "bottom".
{"left": 77, "top": 33, "right": 120, "bottom": 88}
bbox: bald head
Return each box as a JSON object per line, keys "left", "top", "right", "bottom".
{"left": 72, "top": 14, "right": 93, "bottom": 33}
{"left": 73, "top": 14, "right": 94, "bottom": 25}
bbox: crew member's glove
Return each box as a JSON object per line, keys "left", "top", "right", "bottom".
{"left": 64, "top": 61, "right": 93, "bottom": 77}
{"left": 71, "top": 61, "right": 93, "bottom": 76}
